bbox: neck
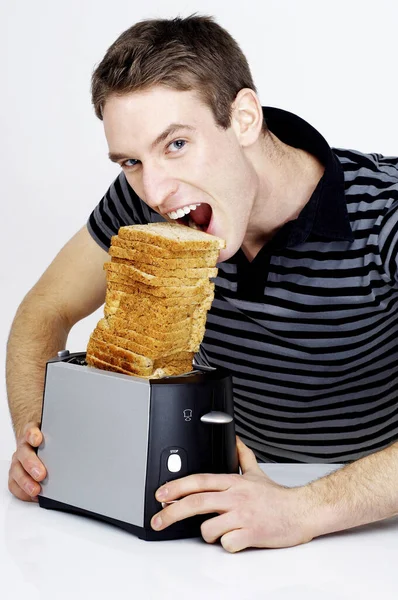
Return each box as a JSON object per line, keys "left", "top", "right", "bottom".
{"left": 242, "top": 132, "right": 325, "bottom": 260}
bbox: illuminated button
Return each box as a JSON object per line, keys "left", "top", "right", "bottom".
{"left": 167, "top": 454, "right": 182, "bottom": 473}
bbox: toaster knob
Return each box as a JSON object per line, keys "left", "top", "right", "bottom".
{"left": 167, "top": 454, "right": 182, "bottom": 473}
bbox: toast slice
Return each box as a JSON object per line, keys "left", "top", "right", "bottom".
{"left": 104, "top": 292, "right": 198, "bottom": 319}
{"left": 106, "top": 277, "right": 214, "bottom": 298}
{"left": 87, "top": 338, "right": 154, "bottom": 376}
{"left": 109, "top": 244, "right": 219, "bottom": 268}
{"left": 93, "top": 327, "right": 188, "bottom": 360}
{"left": 107, "top": 280, "right": 214, "bottom": 309}
{"left": 104, "top": 298, "right": 212, "bottom": 320}
{"left": 105, "top": 302, "right": 209, "bottom": 339}
{"left": 88, "top": 335, "right": 193, "bottom": 369}
{"left": 110, "top": 256, "right": 218, "bottom": 279}
{"left": 105, "top": 314, "right": 191, "bottom": 341}
{"left": 103, "top": 307, "right": 193, "bottom": 332}
{"left": 157, "top": 351, "right": 195, "bottom": 365}
{"left": 111, "top": 236, "right": 220, "bottom": 260}
{"left": 104, "top": 289, "right": 213, "bottom": 317}
{"left": 104, "top": 262, "right": 205, "bottom": 287}
{"left": 86, "top": 354, "right": 136, "bottom": 376}
{"left": 97, "top": 318, "right": 200, "bottom": 353}
{"left": 86, "top": 351, "right": 193, "bottom": 379}
{"left": 117, "top": 222, "right": 226, "bottom": 251}
{"left": 150, "top": 364, "right": 194, "bottom": 378}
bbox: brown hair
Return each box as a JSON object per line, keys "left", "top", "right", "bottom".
{"left": 91, "top": 15, "right": 263, "bottom": 130}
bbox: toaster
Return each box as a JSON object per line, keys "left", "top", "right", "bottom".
{"left": 37, "top": 351, "right": 239, "bottom": 541}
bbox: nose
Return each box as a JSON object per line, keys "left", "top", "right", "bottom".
{"left": 141, "top": 162, "right": 177, "bottom": 212}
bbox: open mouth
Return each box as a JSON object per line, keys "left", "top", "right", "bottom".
{"left": 166, "top": 203, "right": 213, "bottom": 233}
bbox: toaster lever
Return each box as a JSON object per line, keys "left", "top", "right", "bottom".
{"left": 200, "top": 411, "right": 233, "bottom": 425}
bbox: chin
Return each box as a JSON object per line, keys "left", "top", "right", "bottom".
{"left": 217, "top": 239, "right": 242, "bottom": 263}
{"left": 205, "top": 216, "right": 238, "bottom": 263}
{"left": 217, "top": 248, "right": 231, "bottom": 263}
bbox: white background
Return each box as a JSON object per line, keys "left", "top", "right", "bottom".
{"left": 1, "top": 0, "right": 397, "bottom": 460}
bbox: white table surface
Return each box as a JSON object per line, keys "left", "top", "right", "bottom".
{"left": 1, "top": 460, "right": 397, "bottom": 600}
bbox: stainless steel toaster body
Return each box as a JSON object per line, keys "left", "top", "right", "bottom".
{"left": 37, "top": 352, "right": 238, "bottom": 541}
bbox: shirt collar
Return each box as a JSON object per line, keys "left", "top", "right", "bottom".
{"left": 261, "top": 107, "right": 354, "bottom": 251}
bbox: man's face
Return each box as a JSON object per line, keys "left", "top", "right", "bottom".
{"left": 103, "top": 86, "right": 258, "bottom": 262}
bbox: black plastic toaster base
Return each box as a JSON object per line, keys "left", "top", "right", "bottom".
{"left": 38, "top": 495, "right": 208, "bottom": 541}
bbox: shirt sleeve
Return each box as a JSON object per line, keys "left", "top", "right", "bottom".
{"left": 87, "top": 172, "right": 165, "bottom": 250}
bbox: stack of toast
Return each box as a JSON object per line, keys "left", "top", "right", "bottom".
{"left": 86, "top": 222, "right": 226, "bottom": 378}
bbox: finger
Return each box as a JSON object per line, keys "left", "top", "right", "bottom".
{"left": 11, "top": 459, "right": 42, "bottom": 496}
{"left": 8, "top": 479, "right": 39, "bottom": 503}
{"left": 236, "top": 437, "right": 260, "bottom": 474}
{"left": 221, "top": 528, "right": 252, "bottom": 553}
{"left": 151, "top": 491, "right": 229, "bottom": 531}
{"left": 200, "top": 511, "right": 241, "bottom": 544}
{"left": 23, "top": 425, "right": 43, "bottom": 448}
{"left": 156, "top": 472, "right": 233, "bottom": 503}
{"left": 8, "top": 477, "right": 36, "bottom": 502}
{"left": 18, "top": 421, "right": 40, "bottom": 443}
{"left": 9, "top": 460, "right": 42, "bottom": 499}
{"left": 18, "top": 442, "right": 47, "bottom": 482}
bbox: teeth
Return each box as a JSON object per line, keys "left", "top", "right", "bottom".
{"left": 166, "top": 204, "right": 201, "bottom": 220}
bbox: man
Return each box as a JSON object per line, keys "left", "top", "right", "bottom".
{"left": 6, "top": 15, "right": 398, "bottom": 553}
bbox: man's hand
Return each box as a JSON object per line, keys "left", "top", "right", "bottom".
{"left": 151, "top": 437, "right": 314, "bottom": 553}
{"left": 8, "top": 422, "right": 47, "bottom": 502}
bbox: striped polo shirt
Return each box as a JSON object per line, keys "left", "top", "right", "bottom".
{"left": 87, "top": 107, "right": 398, "bottom": 464}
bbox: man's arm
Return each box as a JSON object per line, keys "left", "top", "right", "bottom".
{"left": 6, "top": 225, "right": 109, "bottom": 500}
{"left": 147, "top": 438, "right": 398, "bottom": 552}
{"left": 303, "top": 441, "right": 398, "bottom": 537}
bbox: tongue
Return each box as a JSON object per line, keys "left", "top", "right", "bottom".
{"left": 189, "top": 204, "right": 212, "bottom": 226}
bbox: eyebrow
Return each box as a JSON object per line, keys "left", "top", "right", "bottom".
{"left": 108, "top": 123, "right": 196, "bottom": 163}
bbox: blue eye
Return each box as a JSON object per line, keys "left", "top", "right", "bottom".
{"left": 168, "top": 139, "right": 186, "bottom": 152}
{"left": 123, "top": 159, "right": 139, "bottom": 168}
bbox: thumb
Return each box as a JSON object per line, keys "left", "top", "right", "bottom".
{"left": 22, "top": 423, "right": 42, "bottom": 447}
{"left": 236, "top": 436, "right": 260, "bottom": 474}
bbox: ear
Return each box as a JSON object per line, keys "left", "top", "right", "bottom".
{"left": 230, "top": 89, "right": 264, "bottom": 147}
